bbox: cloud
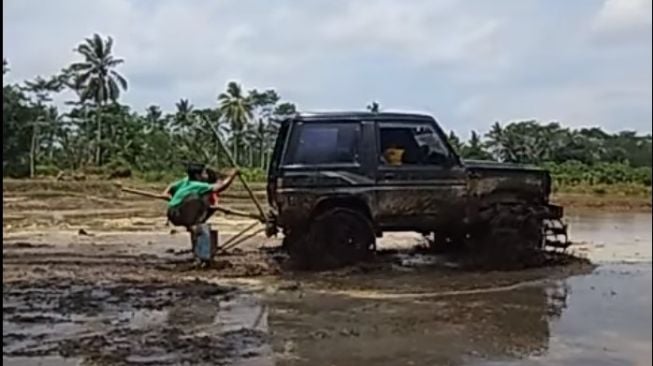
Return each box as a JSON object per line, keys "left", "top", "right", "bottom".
{"left": 318, "top": 0, "right": 503, "bottom": 66}
{"left": 592, "top": 0, "right": 652, "bottom": 40}
{"left": 3, "top": 0, "right": 652, "bottom": 135}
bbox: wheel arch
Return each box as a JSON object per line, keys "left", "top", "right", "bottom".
{"left": 310, "top": 195, "right": 373, "bottom": 221}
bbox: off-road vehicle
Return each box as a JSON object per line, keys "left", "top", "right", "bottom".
{"left": 265, "top": 112, "right": 569, "bottom": 269}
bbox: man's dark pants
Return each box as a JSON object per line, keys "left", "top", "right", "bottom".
{"left": 167, "top": 193, "right": 215, "bottom": 228}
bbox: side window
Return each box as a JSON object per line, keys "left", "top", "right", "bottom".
{"left": 378, "top": 122, "right": 450, "bottom": 166}
{"left": 284, "top": 122, "right": 361, "bottom": 165}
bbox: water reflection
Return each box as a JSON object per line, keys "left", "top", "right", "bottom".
{"left": 266, "top": 273, "right": 577, "bottom": 366}
{"left": 477, "top": 263, "right": 652, "bottom": 366}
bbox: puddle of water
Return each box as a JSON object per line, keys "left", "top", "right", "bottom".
{"left": 473, "top": 263, "right": 652, "bottom": 366}
{"left": 267, "top": 212, "right": 652, "bottom": 365}
{"left": 567, "top": 212, "right": 652, "bottom": 263}
{"left": 268, "top": 263, "right": 651, "bottom": 366}
{"left": 216, "top": 295, "right": 268, "bottom": 332}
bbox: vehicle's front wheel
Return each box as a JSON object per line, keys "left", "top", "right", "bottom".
{"left": 291, "top": 208, "right": 375, "bottom": 270}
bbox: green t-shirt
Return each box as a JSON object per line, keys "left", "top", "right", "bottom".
{"left": 167, "top": 177, "right": 213, "bottom": 208}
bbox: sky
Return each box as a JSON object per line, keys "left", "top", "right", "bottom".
{"left": 3, "top": 0, "right": 652, "bottom": 137}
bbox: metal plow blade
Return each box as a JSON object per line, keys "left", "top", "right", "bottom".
{"left": 543, "top": 219, "right": 570, "bottom": 252}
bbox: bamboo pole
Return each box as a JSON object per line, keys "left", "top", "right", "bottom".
{"left": 117, "top": 184, "right": 264, "bottom": 222}
{"left": 220, "top": 227, "right": 266, "bottom": 253}
{"left": 219, "top": 221, "right": 259, "bottom": 249}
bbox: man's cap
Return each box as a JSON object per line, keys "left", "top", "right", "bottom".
{"left": 184, "top": 161, "right": 206, "bottom": 176}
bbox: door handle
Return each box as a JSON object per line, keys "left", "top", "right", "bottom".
{"left": 383, "top": 173, "right": 396, "bottom": 180}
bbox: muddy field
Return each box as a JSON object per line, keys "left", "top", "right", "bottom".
{"left": 3, "top": 181, "right": 652, "bottom": 365}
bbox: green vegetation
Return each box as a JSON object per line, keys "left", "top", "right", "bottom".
{"left": 447, "top": 121, "right": 651, "bottom": 193}
{"left": 3, "top": 34, "right": 295, "bottom": 180}
{"left": 4, "top": 34, "right": 651, "bottom": 196}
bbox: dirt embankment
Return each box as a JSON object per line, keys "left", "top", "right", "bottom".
{"left": 4, "top": 178, "right": 650, "bottom": 214}
{"left": 552, "top": 192, "right": 651, "bottom": 212}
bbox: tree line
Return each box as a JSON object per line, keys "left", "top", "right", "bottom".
{"left": 4, "top": 34, "right": 651, "bottom": 187}
{"left": 3, "top": 34, "right": 296, "bottom": 181}
{"left": 446, "top": 121, "right": 651, "bottom": 186}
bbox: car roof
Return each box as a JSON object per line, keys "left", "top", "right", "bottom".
{"left": 292, "top": 111, "right": 435, "bottom": 122}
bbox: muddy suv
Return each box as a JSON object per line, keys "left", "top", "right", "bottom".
{"left": 266, "top": 112, "right": 569, "bottom": 269}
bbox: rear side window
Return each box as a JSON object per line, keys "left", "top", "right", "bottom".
{"left": 284, "top": 122, "right": 361, "bottom": 165}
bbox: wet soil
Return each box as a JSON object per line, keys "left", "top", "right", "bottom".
{"left": 3, "top": 183, "right": 652, "bottom": 365}
{"left": 4, "top": 279, "right": 269, "bottom": 365}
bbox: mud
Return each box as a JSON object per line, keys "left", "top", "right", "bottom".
{"left": 3, "top": 187, "right": 652, "bottom": 365}
{"left": 3, "top": 279, "right": 270, "bottom": 365}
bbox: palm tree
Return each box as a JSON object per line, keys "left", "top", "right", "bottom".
{"left": 145, "top": 105, "right": 163, "bottom": 130}
{"left": 485, "top": 122, "right": 511, "bottom": 162}
{"left": 447, "top": 130, "right": 463, "bottom": 153}
{"left": 174, "top": 98, "right": 194, "bottom": 129}
{"left": 366, "top": 101, "right": 380, "bottom": 113}
{"left": 23, "top": 76, "right": 62, "bottom": 177}
{"left": 218, "top": 81, "right": 252, "bottom": 164}
{"left": 69, "top": 33, "right": 128, "bottom": 165}
{"left": 273, "top": 102, "right": 297, "bottom": 120}
{"left": 463, "top": 131, "right": 492, "bottom": 160}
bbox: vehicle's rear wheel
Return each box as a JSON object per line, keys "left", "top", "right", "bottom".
{"left": 290, "top": 208, "right": 375, "bottom": 270}
{"left": 281, "top": 229, "right": 304, "bottom": 252}
{"left": 469, "top": 203, "right": 545, "bottom": 269}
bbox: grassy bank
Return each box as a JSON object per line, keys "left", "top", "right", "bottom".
{"left": 3, "top": 178, "right": 650, "bottom": 212}
{"left": 551, "top": 183, "right": 651, "bottom": 212}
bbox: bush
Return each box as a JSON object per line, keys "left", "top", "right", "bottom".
{"left": 137, "top": 170, "right": 179, "bottom": 183}
{"left": 543, "top": 161, "right": 651, "bottom": 188}
{"left": 81, "top": 165, "right": 105, "bottom": 176}
{"left": 238, "top": 167, "right": 266, "bottom": 182}
{"left": 35, "top": 164, "right": 60, "bottom": 177}
{"left": 592, "top": 187, "right": 607, "bottom": 195}
{"left": 105, "top": 159, "right": 132, "bottom": 179}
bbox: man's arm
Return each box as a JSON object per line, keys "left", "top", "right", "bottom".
{"left": 211, "top": 169, "right": 239, "bottom": 194}
{"left": 162, "top": 183, "right": 174, "bottom": 198}
{"left": 163, "top": 178, "right": 183, "bottom": 198}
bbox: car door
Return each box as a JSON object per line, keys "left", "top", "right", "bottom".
{"left": 374, "top": 119, "right": 467, "bottom": 231}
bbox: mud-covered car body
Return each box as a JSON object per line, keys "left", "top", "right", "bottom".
{"left": 266, "top": 112, "right": 564, "bottom": 239}
{"left": 265, "top": 111, "right": 567, "bottom": 272}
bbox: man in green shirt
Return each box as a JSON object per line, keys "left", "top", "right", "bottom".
{"left": 164, "top": 163, "right": 239, "bottom": 231}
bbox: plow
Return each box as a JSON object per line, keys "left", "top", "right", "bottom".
{"left": 543, "top": 218, "right": 570, "bottom": 252}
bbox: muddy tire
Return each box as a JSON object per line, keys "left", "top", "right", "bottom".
{"left": 281, "top": 229, "right": 304, "bottom": 252}
{"left": 426, "top": 231, "right": 466, "bottom": 253}
{"left": 290, "top": 208, "right": 375, "bottom": 270}
{"left": 469, "top": 203, "right": 545, "bottom": 269}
